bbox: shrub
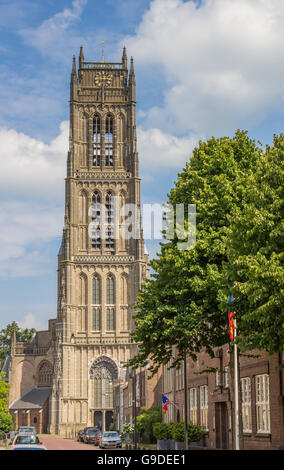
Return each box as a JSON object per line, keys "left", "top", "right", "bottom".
{"left": 121, "top": 423, "right": 134, "bottom": 438}
{"left": 136, "top": 405, "right": 163, "bottom": 443}
{"left": 171, "top": 421, "right": 206, "bottom": 443}
{"left": 188, "top": 423, "right": 206, "bottom": 442}
{"left": 153, "top": 422, "right": 169, "bottom": 440}
{"left": 172, "top": 422, "right": 185, "bottom": 442}
{"left": 167, "top": 422, "right": 178, "bottom": 439}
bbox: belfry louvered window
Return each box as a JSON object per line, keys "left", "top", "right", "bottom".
{"left": 105, "top": 114, "right": 113, "bottom": 166}
{"left": 105, "top": 191, "right": 115, "bottom": 250}
{"left": 91, "top": 191, "right": 101, "bottom": 249}
{"left": 93, "top": 115, "right": 101, "bottom": 166}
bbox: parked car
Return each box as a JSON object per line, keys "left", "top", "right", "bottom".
{"left": 11, "top": 432, "right": 46, "bottom": 450}
{"left": 77, "top": 430, "right": 84, "bottom": 442}
{"left": 83, "top": 428, "right": 100, "bottom": 444}
{"left": 18, "top": 426, "right": 37, "bottom": 435}
{"left": 99, "top": 431, "right": 122, "bottom": 449}
{"left": 93, "top": 430, "right": 102, "bottom": 446}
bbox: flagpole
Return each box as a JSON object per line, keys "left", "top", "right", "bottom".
{"left": 234, "top": 318, "right": 240, "bottom": 450}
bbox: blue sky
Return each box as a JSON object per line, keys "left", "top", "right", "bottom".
{"left": 1, "top": 0, "right": 284, "bottom": 331}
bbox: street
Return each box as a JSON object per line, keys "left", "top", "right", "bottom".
{"left": 38, "top": 434, "right": 103, "bottom": 450}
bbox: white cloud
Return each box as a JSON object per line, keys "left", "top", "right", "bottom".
{"left": 0, "top": 121, "right": 68, "bottom": 201}
{"left": 18, "top": 313, "right": 48, "bottom": 332}
{"left": 137, "top": 126, "right": 201, "bottom": 171}
{"left": 0, "top": 122, "right": 68, "bottom": 277}
{"left": 125, "top": 0, "right": 284, "bottom": 137}
{"left": 19, "top": 0, "right": 88, "bottom": 60}
{"left": 0, "top": 200, "right": 63, "bottom": 277}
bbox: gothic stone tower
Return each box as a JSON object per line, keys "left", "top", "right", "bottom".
{"left": 49, "top": 47, "right": 148, "bottom": 436}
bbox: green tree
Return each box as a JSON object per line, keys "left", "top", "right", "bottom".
{"left": 0, "top": 321, "right": 36, "bottom": 368}
{"left": 0, "top": 372, "right": 10, "bottom": 413}
{"left": 136, "top": 406, "right": 162, "bottom": 443}
{"left": 223, "top": 134, "right": 284, "bottom": 354}
{"left": 129, "top": 130, "right": 262, "bottom": 374}
{"left": 0, "top": 412, "right": 13, "bottom": 434}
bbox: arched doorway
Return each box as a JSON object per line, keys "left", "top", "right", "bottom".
{"left": 105, "top": 411, "right": 114, "bottom": 431}
{"left": 94, "top": 411, "right": 102, "bottom": 430}
{"left": 89, "top": 356, "right": 118, "bottom": 432}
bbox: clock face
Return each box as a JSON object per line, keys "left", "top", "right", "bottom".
{"left": 94, "top": 71, "right": 112, "bottom": 87}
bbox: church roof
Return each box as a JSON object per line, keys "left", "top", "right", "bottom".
{"left": 9, "top": 386, "right": 51, "bottom": 410}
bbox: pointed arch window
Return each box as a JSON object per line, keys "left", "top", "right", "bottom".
{"left": 79, "top": 273, "right": 87, "bottom": 305}
{"left": 93, "top": 115, "right": 101, "bottom": 166}
{"left": 91, "top": 191, "right": 101, "bottom": 249}
{"left": 106, "top": 276, "right": 115, "bottom": 305}
{"left": 92, "top": 275, "right": 101, "bottom": 305}
{"left": 105, "top": 114, "right": 113, "bottom": 166}
{"left": 92, "top": 275, "right": 101, "bottom": 331}
{"left": 38, "top": 363, "right": 53, "bottom": 386}
{"left": 105, "top": 191, "right": 115, "bottom": 250}
{"left": 106, "top": 275, "right": 115, "bottom": 331}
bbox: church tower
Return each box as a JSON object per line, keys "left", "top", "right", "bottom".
{"left": 49, "top": 47, "right": 148, "bottom": 435}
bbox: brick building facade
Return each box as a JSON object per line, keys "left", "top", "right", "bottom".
{"left": 163, "top": 346, "right": 284, "bottom": 450}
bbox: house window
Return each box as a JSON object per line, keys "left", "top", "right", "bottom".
{"left": 189, "top": 388, "right": 197, "bottom": 424}
{"left": 255, "top": 374, "right": 270, "bottom": 433}
{"left": 241, "top": 377, "right": 252, "bottom": 432}
{"left": 200, "top": 385, "right": 208, "bottom": 430}
{"left": 105, "top": 114, "right": 113, "bottom": 166}
{"left": 93, "top": 115, "right": 101, "bottom": 166}
{"left": 216, "top": 370, "right": 221, "bottom": 387}
{"left": 224, "top": 366, "right": 229, "bottom": 387}
{"left": 91, "top": 191, "right": 101, "bottom": 249}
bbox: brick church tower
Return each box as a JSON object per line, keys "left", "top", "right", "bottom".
{"left": 48, "top": 47, "right": 148, "bottom": 435}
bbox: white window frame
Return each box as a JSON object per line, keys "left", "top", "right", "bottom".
{"left": 241, "top": 377, "right": 252, "bottom": 433}
{"left": 255, "top": 374, "right": 270, "bottom": 433}
{"left": 224, "top": 366, "right": 229, "bottom": 388}
{"left": 200, "top": 385, "right": 208, "bottom": 430}
{"left": 189, "top": 387, "right": 197, "bottom": 424}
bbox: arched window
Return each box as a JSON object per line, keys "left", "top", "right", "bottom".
{"left": 38, "top": 363, "right": 53, "bottom": 386}
{"left": 106, "top": 276, "right": 115, "bottom": 305}
{"left": 92, "top": 275, "right": 101, "bottom": 305}
{"left": 105, "top": 191, "right": 114, "bottom": 250}
{"left": 105, "top": 114, "right": 113, "bottom": 166}
{"left": 92, "top": 275, "right": 101, "bottom": 331}
{"left": 106, "top": 276, "right": 115, "bottom": 331}
{"left": 79, "top": 274, "right": 87, "bottom": 305}
{"left": 91, "top": 191, "right": 101, "bottom": 249}
{"left": 121, "top": 275, "right": 128, "bottom": 305}
{"left": 93, "top": 115, "right": 101, "bottom": 166}
{"left": 90, "top": 356, "right": 118, "bottom": 409}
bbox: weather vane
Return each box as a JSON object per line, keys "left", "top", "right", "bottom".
{"left": 100, "top": 40, "right": 105, "bottom": 62}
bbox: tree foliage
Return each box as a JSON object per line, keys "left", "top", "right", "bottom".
{"left": 136, "top": 405, "right": 162, "bottom": 443}
{"left": 223, "top": 134, "right": 284, "bottom": 353}
{"left": 0, "top": 372, "right": 10, "bottom": 413}
{"left": 129, "top": 131, "right": 283, "bottom": 374}
{"left": 0, "top": 412, "right": 13, "bottom": 434}
{"left": 0, "top": 321, "right": 36, "bottom": 368}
